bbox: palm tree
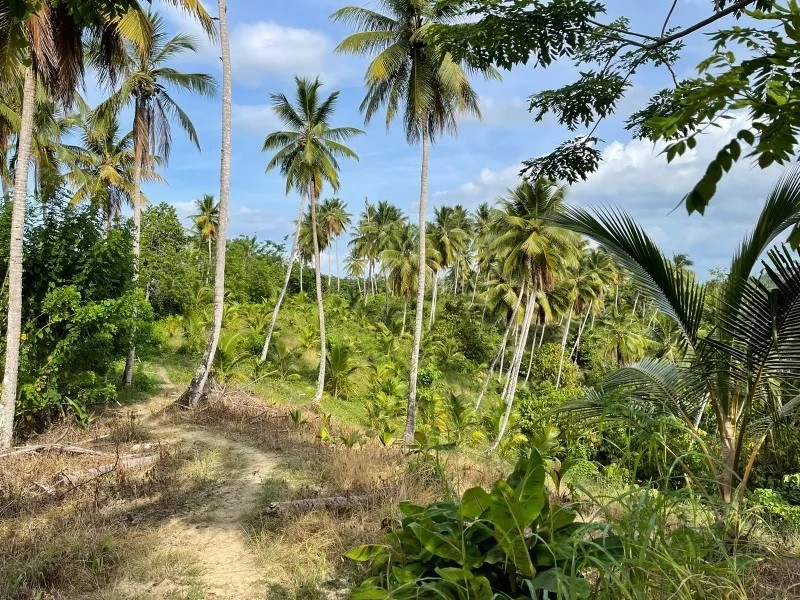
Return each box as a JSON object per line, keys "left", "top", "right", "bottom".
{"left": 261, "top": 77, "right": 363, "bottom": 402}
{"left": 333, "top": 0, "right": 496, "bottom": 444}
{"left": 428, "top": 205, "right": 469, "bottom": 326}
{"left": 488, "top": 179, "right": 578, "bottom": 451}
{"left": 0, "top": 0, "right": 213, "bottom": 450}
{"left": 557, "top": 171, "right": 800, "bottom": 516}
{"left": 190, "top": 193, "right": 220, "bottom": 273}
{"left": 177, "top": 0, "right": 230, "bottom": 409}
{"left": 319, "top": 197, "right": 351, "bottom": 292}
{"left": 383, "top": 222, "right": 420, "bottom": 336}
{"left": 65, "top": 100, "right": 161, "bottom": 231}
{"left": 97, "top": 10, "right": 216, "bottom": 387}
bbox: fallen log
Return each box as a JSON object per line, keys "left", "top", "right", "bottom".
{"left": 265, "top": 494, "right": 371, "bottom": 517}
{"left": 58, "top": 454, "right": 160, "bottom": 485}
{"left": 0, "top": 444, "right": 108, "bottom": 459}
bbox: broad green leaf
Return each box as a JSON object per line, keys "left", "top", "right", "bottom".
{"left": 413, "top": 524, "right": 481, "bottom": 567}
{"left": 345, "top": 544, "right": 389, "bottom": 562}
{"left": 460, "top": 486, "right": 491, "bottom": 519}
{"left": 488, "top": 480, "right": 536, "bottom": 577}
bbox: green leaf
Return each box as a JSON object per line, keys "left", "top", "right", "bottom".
{"left": 759, "top": 152, "right": 776, "bottom": 169}
{"left": 738, "top": 129, "right": 756, "bottom": 145}
{"left": 789, "top": 224, "right": 800, "bottom": 250}
{"left": 460, "top": 486, "right": 491, "bottom": 519}
{"left": 413, "top": 524, "right": 481, "bottom": 567}
{"left": 345, "top": 545, "right": 389, "bottom": 562}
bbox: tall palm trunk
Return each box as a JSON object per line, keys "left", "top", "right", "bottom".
{"left": 207, "top": 237, "right": 212, "bottom": 283}
{"left": 0, "top": 66, "right": 36, "bottom": 450}
{"left": 336, "top": 238, "right": 341, "bottom": 293}
{"left": 475, "top": 286, "right": 524, "bottom": 411}
{"left": 260, "top": 199, "right": 304, "bottom": 362}
{"left": 122, "top": 95, "right": 146, "bottom": 387}
{"left": 400, "top": 300, "right": 408, "bottom": 337}
{"left": 491, "top": 288, "right": 536, "bottom": 452}
{"left": 311, "top": 190, "right": 327, "bottom": 402}
{"left": 428, "top": 270, "right": 438, "bottom": 329}
{"left": 570, "top": 301, "right": 592, "bottom": 360}
{"left": 525, "top": 324, "right": 538, "bottom": 383}
{"left": 555, "top": 300, "right": 575, "bottom": 389}
{"left": 177, "top": 0, "right": 231, "bottom": 407}
{"left": 327, "top": 229, "right": 333, "bottom": 292}
{"left": 403, "top": 127, "right": 429, "bottom": 445}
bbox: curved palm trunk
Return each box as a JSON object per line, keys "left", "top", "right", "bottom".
{"left": 490, "top": 288, "right": 536, "bottom": 452}
{"left": 260, "top": 199, "right": 304, "bottom": 362}
{"left": 403, "top": 127, "right": 430, "bottom": 445}
{"left": 475, "top": 286, "right": 524, "bottom": 411}
{"left": 122, "top": 95, "right": 146, "bottom": 387}
{"left": 0, "top": 66, "right": 36, "bottom": 451}
{"left": 311, "top": 190, "right": 327, "bottom": 403}
{"left": 555, "top": 300, "right": 574, "bottom": 389}
{"left": 336, "top": 238, "right": 341, "bottom": 293}
{"left": 428, "top": 270, "right": 439, "bottom": 329}
{"left": 569, "top": 301, "right": 592, "bottom": 360}
{"left": 327, "top": 230, "right": 333, "bottom": 292}
{"left": 177, "top": 0, "right": 231, "bottom": 407}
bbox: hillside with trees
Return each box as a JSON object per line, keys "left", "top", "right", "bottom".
{"left": 0, "top": 1, "right": 799, "bottom": 599}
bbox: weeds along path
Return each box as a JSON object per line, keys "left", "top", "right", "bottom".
{"left": 132, "top": 367, "right": 276, "bottom": 599}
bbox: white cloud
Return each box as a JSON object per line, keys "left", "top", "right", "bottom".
{"left": 161, "top": 6, "right": 336, "bottom": 86}
{"left": 232, "top": 104, "right": 280, "bottom": 132}
{"left": 230, "top": 22, "right": 333, "bottom": 87}
{"left": 439, "top": 115, "right": 788, "bottom": 275}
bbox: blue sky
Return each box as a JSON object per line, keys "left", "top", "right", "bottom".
{"left": 128, "top": 0, "right": 787, "bottom": 277}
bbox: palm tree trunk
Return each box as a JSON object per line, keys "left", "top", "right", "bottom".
{"left": 311, "top": 189, "right": 327, "bottom": 403}
{"left": 403, "top": 126, "right": 429, "bottom": 445}
{"left": 569, "top": 301, "right": 592, "bottom": 360}
{"left": 299, "top": 260, "right": 303, "bottom": 292}
{"left": 260, "top": 199, "right": 304, "bottom": 362}
{"left": 428, "top": 271, "right": 439, "bottom": 329}
{"left": 0, "top": 66, "right": 36, "bottom": 451}
{"left": 327, "top": 230, "right": 332, "bottom": 292}
{"left": 122, "top": 93, "right": 147, "bottom": 388}
{"left": 336, "top": 238, "right": 341, "bottom": 293}
{"left": 177, "top": 0, "right": 231, "bottom": 407}
{"left": 207, "top": 237, "right": 212, "bottom": 283}
{"left": 490, "top": 288, "right": 536, "bottom": 452}
{"left": 555, "top": 301, "right": 575, "bottom": 389}
{"left": 401, "top": 300, "right": 407, "bottom": 337}
{"left": 525, "top": 324, "right": 538, "bottom": 383}
{"left": 475, "top": 285, "right": 524, "bottom": 411}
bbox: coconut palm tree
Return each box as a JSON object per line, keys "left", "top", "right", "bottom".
{"left": 318, "top": 197, "right": 351, "bottom": 292}
{"left": 96, "top": 10, "right": 217, "bottom": 387}
{"left": 428, "top": 205, "right": 469, "bottom": 326}
{"left": 488, "top": 179, "right": 578, "bottom": 451}
{"left": 383, "top": 222, "right": 420, "bottom": 336}
{"left": 190, "top": 193, "right": 220, "bottom": 273}
{"left": 558, "top": 171, "right": 800, "bottom": 516}
{"left": 65, "top": 100, "right": 162, "bottom": 231}
{"left": 177, "top": 0, "right": 230, "bottom": 408}
{"left": 333, "top": 0, "right": 496, "bottom": 443}
{"left": 0, "top": 0, "right": 213, "bottom": 449}
{"left": 261, "top": 77, "right": 363, "bottom": 401}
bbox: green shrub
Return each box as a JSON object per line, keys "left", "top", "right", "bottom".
{"left": 346, "top": 449, "right": 614, "bottom": 599}
{"left": 529, "top": 343, "right": 581, "bottom": 388}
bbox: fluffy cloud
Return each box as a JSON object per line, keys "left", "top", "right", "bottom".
{"left": 232, "top": 104, "right": 280, "bottom": 132}
{"left": 438, "top": 116, "right": 789, "bottom": 275}
{"left": 162, "top": 6, "right": 335, "bottom": 86}
{"left": 230, "top": 22, "right": 333, "bottom": 87}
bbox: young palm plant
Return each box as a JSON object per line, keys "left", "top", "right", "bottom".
{"left": 558, "top": 171, "right": 800, "bottom": 517}
{"left": 333, "top": 0, "right": 498, "bottom": 444}
{"left": 261, "top": 77, "right": 363, "bottom": 401}
{"left": 190, "top": 193, "right": 219, "bottom": 277}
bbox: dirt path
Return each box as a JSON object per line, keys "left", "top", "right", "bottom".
{"left": 130, "top": 368, "right": 277, "bottom": 599}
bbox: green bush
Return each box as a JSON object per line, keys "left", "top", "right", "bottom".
{"left": 529, "top": 343, "right": 581, "bottom": 388}
{"left": 346, "top": 449, "right": 615, "bottom": 599}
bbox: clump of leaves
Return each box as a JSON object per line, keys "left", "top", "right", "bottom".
{"left": 346, "top": 449, "right": 618, "bottom": 598}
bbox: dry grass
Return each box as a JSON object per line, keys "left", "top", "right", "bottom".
{"left": 0, "top": 410, "right": 241, "bottom": 599}
{"left": 182, "top": 385, "right": 502, "bottom": 598}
